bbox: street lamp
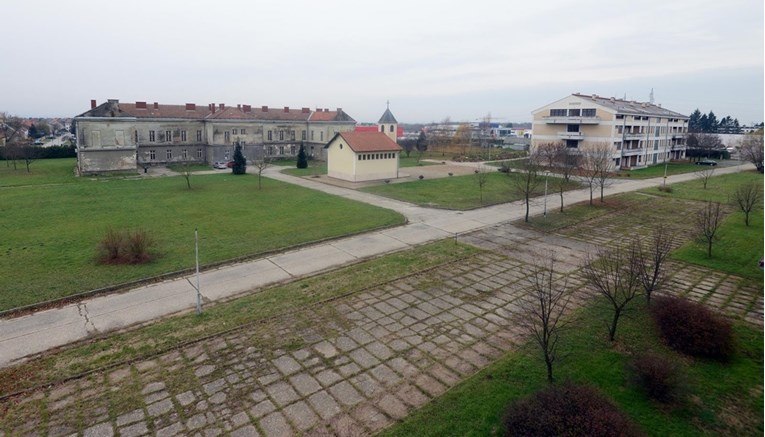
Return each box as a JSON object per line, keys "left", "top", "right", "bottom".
{"left": 543, "top": 170, "right": 550, "bottom": 218}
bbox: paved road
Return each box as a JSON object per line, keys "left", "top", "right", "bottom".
{"left": 0, "top": 163, "right": 753, "bottom": 367}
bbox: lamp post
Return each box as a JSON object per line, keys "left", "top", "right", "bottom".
{"left": 543, "top": 170, "right": 550, "bottom": 218}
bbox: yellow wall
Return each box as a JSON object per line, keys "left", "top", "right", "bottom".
{"left": 326, "top": 137, "right": 400, "bottom": 182}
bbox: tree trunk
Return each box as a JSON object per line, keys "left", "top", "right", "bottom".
{"left": 707, "top": 239, "right": 713, "bottom": 258}
{"left": 559, "top": 191, "right": 564, "bottom": 212}
{"left": 524, "top": 194, "right": 530, "bottom": 222}
{"left": 545, "top": 352, "right": 554, "bottom": 383}
{"left": 608, "top": 309, "right": 620, "bottom": 341}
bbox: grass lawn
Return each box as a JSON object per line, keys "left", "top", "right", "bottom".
{"left": 0, "top": 161, "right": 405, "bottom": 311}
{"left": 362, "top": 171, "right": 578, "bottom": 210}
{"left": 381, "top": 300, "right": 763, "bottom": 437}
{"left": 0, "top": 158, "right": 79, "bottom": 186}
{"left": 643, "top": 170, "right": 764, "bottom": 281}
{"left": 613, "top": 162, "right": 706, "bottom": 179}
{"left": 0, "top": 240, "right": 481, "bottom": 396}
{"left": 166, "top": 163, "right": 213, "bottom": 173}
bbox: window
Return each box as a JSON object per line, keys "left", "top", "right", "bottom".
{"left": 310, "top": 146, "right": 314, "bottom": 155}
{"left": 654, "top": 140, "right": 659, "bottom": 150}
{"left": 197, "top": 148, "right": 202, "bottom": 158}
{"left": 224, "top": 131, "right": 230, "bottom": 143}
{"left": 389, "top": 125, "right": 394, "bottom": 133}
{"left": 232, "top": 128, "right": 237, "bottom": 134}
{"left": 582, "top": 109, "right": 596, "bottom": 117}
{"left": 134, "top": 130, "right": 139, "bottom": 143}
{"left": 302, "top": 131, "right": 306, "bottom": 141}
{"left": 615, "top": 141, "right": 622, "bottom": 150}
{"left": 149, "top": 130, "right": 156, "bottom": 142}
{"left": 279, "top": 130, "right": 284, "bottom": 141}
{"left": 616, "top": 114, "right": 624, "bottom": 119}
{"left": 197, "top": 130, "right": 202, "bottom": 142}
{"left": 165, "top": 130, "right": 171, "bottom": 142}
{"left": 182, "top": 149, "right": 188, "bottom": 159}
{"left": 311, "top": 130, "right": 314, "bottom": 140}
{"left": 568, "top": 109, "right": 580, "bottom": 116}
{"left": 566, "top": 124, "right": 579, "bottom": 132}
{"left": 149, "top": 150, "right": 156, "bottom": 160}
{"left": 566, "top": 140, "right": 578, "bottom": 148}
{"left": 241, "top": 129, "right": 246, "bottom": 135}
{"left": 279, "top": 146, "right": 284, "bottom": 154}
{"left": 550, "top": 109, "right": 566, "bottom": 116}
{"left": 290, "top": 145, "right": 296, "bottom": 155}
{"left": 290, "top": 131, "right": 295, "bottom": 141}
{"left": 654, "top": 126, "right": 660, "bottom": 137}
{"left": 380, "top": 125, "right": 385, "bottom": 133}
{"left": 267, "top": 146, "right": 273, "bottom": 156}
{"left": 181, "top": 130, "right": 187, "bottom": 142}
{"left": 320, "top": 132, "right": 323, "bottom": 141}
{"left": 268, "top": 130, "right": 272, "bottom": 141}
{"left": 166, "top": 149, "right": 172, "bottom": 159}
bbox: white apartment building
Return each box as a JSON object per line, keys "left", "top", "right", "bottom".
{"left": 531, "top": 94, "right": 688, "bottom": 169}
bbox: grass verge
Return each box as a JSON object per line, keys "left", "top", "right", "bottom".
{"left": 380, "top": 299, "right": 763, "bottom": 437}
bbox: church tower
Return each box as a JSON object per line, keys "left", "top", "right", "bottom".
{"left": 378, "top": 101, "right": 398, "bottom": 142}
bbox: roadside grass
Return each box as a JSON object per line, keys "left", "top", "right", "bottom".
{"left": 0, "top": 158, "right": 78, "bottom": 186}
{"left": 361, "top": 172, "right": 579, "bottom": 210}
{"left": 166, "top": 163, "right": 212, "bottom": 173}
{"left": 0, "top": 170, "right": 405, "bottom": 311}
{"left": 380, "top": 299, "right": 763, "bottom": 437}
{"left": 613, "top": 162, "right": 704, "bottom": 179}
{"left": 0, "top": 240, "right": 481, "bottom": 395}
{"left": 518, "top": 199, "right": 615, "bottom": 233}
{"left": 640, "top": 170, "right": 764, "bottom": 282}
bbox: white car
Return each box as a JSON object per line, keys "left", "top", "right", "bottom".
{"left": 213, "top": 161, "right": 228, "bottom": 169}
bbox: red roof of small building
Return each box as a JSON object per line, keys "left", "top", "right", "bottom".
{"left": 333, "top": 131, "right": 402, "bottom": 153}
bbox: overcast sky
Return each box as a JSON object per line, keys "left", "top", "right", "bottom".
{"left": 2, "top": 0, "right": 763, "bottom": 124}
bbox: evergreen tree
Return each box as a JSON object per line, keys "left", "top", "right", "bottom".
{"left": 699, "top": 114, "right": 709, "bottom": 133}
{"left": 232, "top": 142, "right": 246, "bottom": 174}
{"left": 688, "top": 109, "right": 702, "bottom": 132}
{"left": 296, "top": 143, "right": 308, "bottom": 169}
{"left": 706, "top": 111, "right": 718, "bottom": 133}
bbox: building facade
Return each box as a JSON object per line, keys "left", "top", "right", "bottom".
{"left": 531, "top": 94, "right": 688, "bottom": 169}
{"left": 74, "top": 99, "right": 356, "bottom": 174}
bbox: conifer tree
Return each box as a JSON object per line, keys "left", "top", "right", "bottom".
{"left": 232, "top": 143, "right": 246, "bottom": 174}
{"left": 297, "top": 143, "right": 308, "bottom": 169}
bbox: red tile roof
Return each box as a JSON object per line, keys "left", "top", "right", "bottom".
{"left": 335, "top": 131, "right": 402, "bottom": 153}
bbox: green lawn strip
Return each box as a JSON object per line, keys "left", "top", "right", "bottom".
{"left": 516, "top": 199, "right": 615, "bottom": 232}
{"left": 381, "top": 300, "right": 763, "bottom": 437}
{"left": 639, "top": 170, "right": 763, "bottom": 203}
{"left": 0, "top": 158, "right": 78, "bottom": 187}
{"left": 361, "top": 172, "right": 579, "bottom": 210}
{"left": 613, "top": 162, "right": 707, "bottom": 179}
{"left": 0, "top": 173, "right": 405, "bottom": 311}
{"left": 0, "top": 240, "right": 481, "bottom": 396}
{"left": 166, "top": 163, "right": 213, "bottom": 172}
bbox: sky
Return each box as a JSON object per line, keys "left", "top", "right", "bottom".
{"left": 1, "top": 0, "right": 763, "bottom": 124}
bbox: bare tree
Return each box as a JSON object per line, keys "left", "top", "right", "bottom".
{"left": 452, "top": 123, "right": 473, "bottom": 156}
{"left": 579, "top": 150, "right": 599, "bottom": 206}
{"left": 21, "top": 146, "right": 37, "bottom": 173}
{"left": 475, "top": 168, "right": 490, "bottom": 205}
{"left": 695, "top": 167, "right": 715, "bottom": 189}
{"left": 1, "top": 113, "right": 24, "bottom": 169}
{"left": 582, "top": 241, "right": 643, "bottom": 341}
{"left": 178, "top": 161, "right": 193, "bottom": 189}
{"left": 553, "top": 146, "right": 579, "bottom": 212}
{"left": 535, "top": 142, "right": 565, "bottom": 169}
{"left": 510, "top": 154, "right": 542, "bottom": 222}
{"left": 589, "top": 143, "right": 615, "bottom": 202}
{"left": 637, "top": 225, "right": 675, "bottom": 304}
{"left": 252, "top": 157, "right": 271, "bottom": 190}
{"left": 731, "top": 183, "right": 759, "bottom": 226}
{"left": 695, "top": 202, "right": 724, "bottom": 258}
{"left": 518, "top": 254, "right": 572, "bottom": 383}
{"left": 738, "top": 132, "right": 764, "bottom": 173}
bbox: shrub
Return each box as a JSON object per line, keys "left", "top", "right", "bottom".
{"left": 630, "top": 353, "right": 681, "bottom": 403}
{"left": 503, "top": 382, "right": 643, "bottom": 437}
{"left": 97, "top": 228, "right": 155, "bottom": 265}
{"left": 418, "top": 175, "right": 424, "bottom": 180}
{"left": 657, "top": 184, "right": 673, "bottom": 193}
{"left": 651, "top": 296, "right": 734, "bottom": 360}
{"left": 296, "top": 144, "right": 308, "bottom": 169}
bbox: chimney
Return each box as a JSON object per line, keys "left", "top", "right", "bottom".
{"left": 211, "top": 104, "right": 216, "bottom": 113}
{"left": 610, "top": 97, "right": 615, "bottom": 103}
{"left": 237, "top": 104, "right": 241, "bottom": 110}
{"left": 243, "top": 105, "right": 251, "bottom": 113}
{"left": 219, "top": 103, "right": 224, "bottom": 110}
{"left": 591, "top": 94, "right": 597, "bottom": 100}
{"left": 261, "top": 105, "right": 268, "bottom": 112}
{"left": 185, "top": 103, "right": 196, "bottom": 110}
{"left": 136, "top": 101, "right": 147, "bottom": 109}
{"left": 302, "top": 107, "right": 310, "bottom": 113}
{"left": 316, "top": 107, "right": 321, "bottom": 112}
{"left": 90, "top": 99, "right": 97, "bottom": 109}
{"left": 336, "top": 107, "right": 342, "bottom": 113}
{"left": 153, "top": 102, "right": 159, "bottom": 109}
{"left": 324, "top": 108, "right": 329, "bottom": 112}
{"left": 284, "top": 106, "right": 290, "bottom": 113}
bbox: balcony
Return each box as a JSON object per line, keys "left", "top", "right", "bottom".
{"left": 557, "top": 131, "right": 584, "bottom": 140}
{"left": 623, "top": 132, "right": 646, "bottom": 140}
{"left": 543, "top": 116, "right": 601, "bottom": 125}
{"left": 621, "top": 147, "right": 645, "bottom": 156}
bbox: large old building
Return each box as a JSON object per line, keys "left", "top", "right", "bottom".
{"left": 73, "top": 99, "right": 356, "bottom": 174}
{"left": 531, "top": 94, "right": 689, "bottom": 169}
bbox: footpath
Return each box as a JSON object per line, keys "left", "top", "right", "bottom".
{"left": 0, "top": 163, "right": 752, "bottom": 367}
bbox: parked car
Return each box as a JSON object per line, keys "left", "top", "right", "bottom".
{"left": 212, "top": 161, "right": 228, "bottom": 169}
{"left": 226, "top": 161, "right": 234, "bottom": 168}
{"left": 695, "top": 159, "right": 717, "bottom": 166}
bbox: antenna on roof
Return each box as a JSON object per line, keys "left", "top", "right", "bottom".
{"left": 649, "top": 88, "right": 655, "bottom": 104}
{"left": 386, "top": 100, "right": 390, "bottom": 110}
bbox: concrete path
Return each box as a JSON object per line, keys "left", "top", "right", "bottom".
{"left": 0, "top": 163, "right": 753, "bottom": 367}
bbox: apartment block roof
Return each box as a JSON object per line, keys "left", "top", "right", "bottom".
{"left": 571, "top": 93, "right": 688, "bottom": 118}
{"left": 328, "top": 131, "right": 402, "bottom": 153}
{"left": 76, "top": 100, "right": 356, "bottom": 123}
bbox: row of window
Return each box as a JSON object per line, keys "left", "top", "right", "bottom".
{"left": 549, "top": 109, "right": 597, "bottom": 117}
{"left": 144, "top": 129, "right": 203, "bottom": 143}
{"left": 359, "top": 152, "right": 396, "bottom": 161}
{"left": 148, "top": 148, "right": 204, "bottom": 160}
{"left": 265, "top": 130, "right": 322, "bottom": 142}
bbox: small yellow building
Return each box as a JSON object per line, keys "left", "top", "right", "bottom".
{"left": 325, "top": 131, "right": 402, "bottom": 182}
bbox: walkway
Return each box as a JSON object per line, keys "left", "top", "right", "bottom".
{"left": 0, "top": 163, "right": 753, "bottom": 368}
